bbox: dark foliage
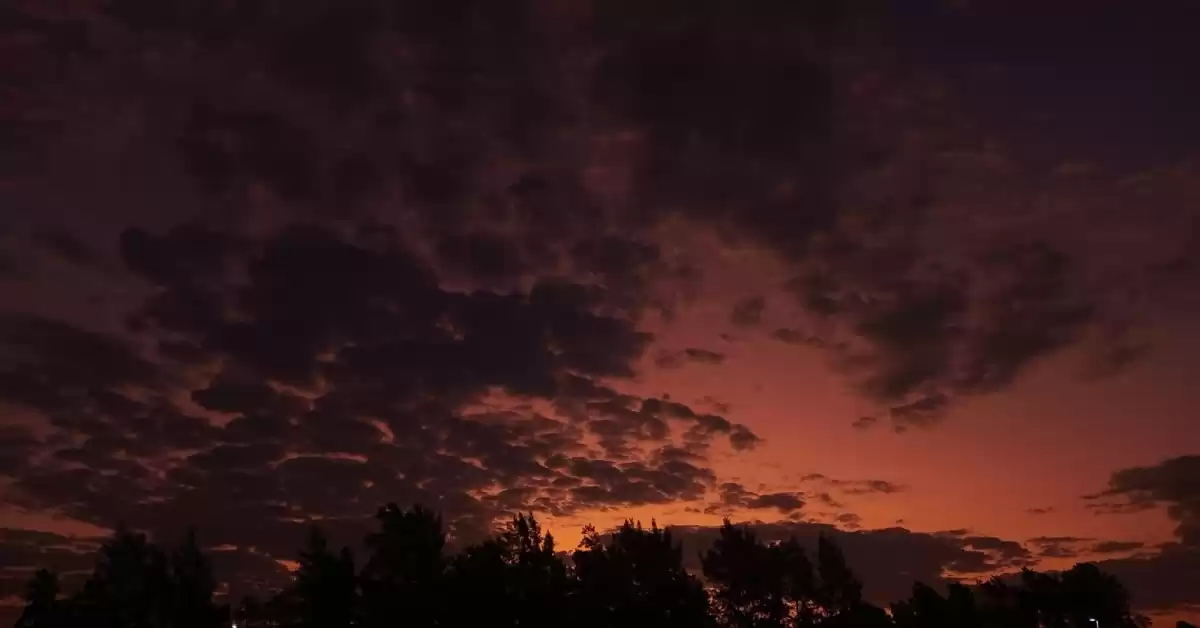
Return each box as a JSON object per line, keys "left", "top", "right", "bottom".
{"left": 14, "top": 505, "right": 1146, "bottom": 628}
{"left": 16, "top": 525, "right": 220, "bottom": 628}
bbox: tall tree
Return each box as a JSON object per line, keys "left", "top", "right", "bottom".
{"left": 169, "top": 528, "right": 219, "bottom": 628}
{"left": 14, "top": 569, "right": 62, "bottom": 628}
{"left": 446, "top": 539, "right": 511, "bottom": 627}
{"left": 496, "top": 513, "right": 569, "bottom": 628}
{"left": 291, "top": 527, "right": 357, "bottom": 628}
{"left": 572, "top": 520, "right": 714, "bottom": 628}
{"left": 1019, "top": 564, "right": 1139, "bottom": 628}
{"left": 812, "top": 533, "right": 888, "bottom": 628}
{"left": 359, "top": 503, "right": 446, "bottom": 628}
{"left": 74, "top": 524, "right": 174, "bottom": 628}
{"left": 892, "top": 582, "right": 983, "bottom": 628}
{"left": 703, "top": 521, "right": 815, "bottom": 628}
{"left": 977, "top": 577, "right": 1038, "bottom": 628}
{"left": 447, "top": 513, "right": 570, "bottom": 628}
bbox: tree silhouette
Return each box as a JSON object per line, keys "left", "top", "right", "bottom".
{"left": 447, "top": 513, "right": 570, "bottom": 628}
{"left": 359, "top": 503, "right": 446, "bottom": 628}
{"left": 73, "top": 524, "right": 174, "bottom": 628}
{"left": 703, "top": 521, "right": 815, "bottom": 628}
{"left": 892, "top": 582, "right": 980, "bottom": 628}
{"left": 977, "top": 576, "right": 1038, "bottom": 628}
{"left": 12, "top": 505, "right": 1160, "bottom": 628}
{"left": 1017, "top": 564, "right": 1140, "bottom": 628}
{"left": 169, "top": 529, "right": 220, "bottom": 628}
{"left": 813, "top": 532, "right": 890, "bottom": 628}
{"left": 14, "top": 570, "right": 61, "bottom": 628}
{"left": 702, "top": 522, "right": 891, "bottom": 628}
{"left": 572, "top": 520, "right": 714, "bottom": 628}
{"left": 289, "top": 527, "right": 356, "bottom": 628}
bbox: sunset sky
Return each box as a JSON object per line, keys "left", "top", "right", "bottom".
{"left": 2, "top": 0, "right": 1198, "bottom": 624}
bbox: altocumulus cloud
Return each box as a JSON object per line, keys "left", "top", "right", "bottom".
{"left": 2, "top": 0, "right": 1191, "bottom": 431}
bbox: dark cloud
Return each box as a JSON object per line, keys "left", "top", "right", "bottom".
{"left": 1085, "top": 501, "right": 1158, "bottom": 516}
{"left": 703, "top": 473, "right": 904, "bottom": 518}
{"left": 0, "top": 426, "right": 39, "bottom": 476}
{"left": 7, "top": 0, "right": 1158, "bottom": 438}
{"left": 654, "top": 348, "right": 727, "bottom": 369}
{"left": 31, "top": 230, "right": 98, "bottom": 267}
{"left": 771, "top": 327, "right": 824, "bottom": 347}
{"left": 436, "top": 231, "right": 528, "bottom": 283}
{"left": 1026, "top": 506, "right": 1055, "bottom": 515}
{"left": 1096, "top": 545, "right": 1200, "bottom": 612}
{"left": 1074, "top": 457, "right": 1200, "bottom": 613}
{"left": 0, "top": 249, "right": 19, "bottom": 278}
{"left": 1087, "top": 455, "right": 1200, "bottom": 546}
{"left": 851, "top": 416, "right": 879, "bottom": 430}
{"left": 730, "top": 296, "right": 766, "bottom": 328}
{"left": 696, "top": 396, "right": 732, "bottom": 414}
{"left": 1027, "top": 536, "right": 1092, "bottom": 559}
{"left": 5, "top": 0, "right": 1184, "bottom": 436}
{"left": 888, "top": 394, "right": 949, "bottom": 430}
{"left": 728, "top": 425, "right": 762, "bottom": 451}
{"left": 748, "top": 493, "right": 807, "bottom": 512}
{"left": 790, "top": 237, "right": 1108, "bottom": 428}
{"left": 0, "top": 313, "right": 161, "bottom": 396}
{"left": 710, "top": 482, "right": 805, "bottom": 515}
{"left": 591, "top": 1, "right": 845, "bottom": 255}
{"left": 191, "top": 373, "right": 306, "bottom": 416}
{"left": 1091, "top": 540, "right": 1145, "bottom": 554}
{"left": 797, "top": 474, "right": 908, "bottom": 496}
{"left": 949, "top": 535, "right": 1035, "bottom": 570}
{"left": 809, "top": 492, "right": 846, "bottom": 509}
{"left": 839, "top": 479, "right": 906, "bottom": 495}
{"left": 669, "top": 521, "right": 1036, "bottom": 605}
{"left": 835, "top": 512, "right": 863, "bottom": 530}
{"left": 0, "top": 220, "right": 761, "bottom": 593}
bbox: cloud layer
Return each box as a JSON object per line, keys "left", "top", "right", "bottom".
{"left": 2, "top": 0, "right": 1200, "bottom": 621}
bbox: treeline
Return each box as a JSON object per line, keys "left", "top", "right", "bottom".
{"left": 16, "top": 504, "right": 1148, "bottom": 628}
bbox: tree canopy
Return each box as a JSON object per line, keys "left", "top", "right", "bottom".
{"left": 14, "top": 504, "right": 1151, "bottom": 628}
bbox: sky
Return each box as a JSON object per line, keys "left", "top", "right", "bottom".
{"left": 2, "top": 0, "right": 1199, "bottom": 623}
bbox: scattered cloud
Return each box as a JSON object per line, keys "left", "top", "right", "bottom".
{"left": 655, "top": 348, "right": 728, "bottom": 369}
{"left": 708, "top": 482, "right": 805, "bottom": 515}
{"left": 730, "top": 296, "right": 766, "bottom": 328}
{"left": 1027, "top": 536, "right": 1092, "bottom": 559}
{"left": 835, "top": 512, "right": 863, "bottom": 530}
{"left": 851, "top": 416, "right": 879, "bottom": 430}
{"left": 1091, "top": 540, "right": 1145, "bottom": 555}
{"left": 771, "top": 327, "right": 824, "bottom": 347}
{"left": 799, "top": 474, "right": 907, "bottom": 496}
{"left": 1086, "top": 455, "right": 1200, "bottom": 546}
